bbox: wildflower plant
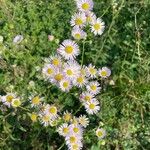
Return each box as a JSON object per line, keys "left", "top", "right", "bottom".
{"left": 0, "top": 0, "right": 112, "bottom": 149}
{"left": 2, "top": 0, "right": 149, "bottom": 150}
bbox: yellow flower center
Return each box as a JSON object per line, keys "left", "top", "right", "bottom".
{"left": 63, "top": 82, "right": 69, "bottom": 88}
{"left": 75, "top": 18, "right": 83, "bottom": 25}
{"left": 89, "top": 103, "right": 95, "bottom": 109}
{"left": 63, "top": 127, "right": 69, "bottom": 134}
{"left": 84, "top": 96, "right": 91, "bottom": 101}
{"left": 82, "top": 3, "right": 90, "bottom": 10}
{"left": 47, "top": 68, "right": 53, "bottom": 75}
{"left": 73, "top": 127, "right": 79, "bottom": 133}
{"left": 94, "top": 23, "right": 101, "bottom": 30}
{"left": 89, "top": 68, "right": 96, "bottom": 75}
{"left": 64, "top": 113, "right": 71, "bottom": 121}
{"left": 43, "top": 115, "right": 49, "bottom": 122}
{"left": 77, "top": 76, "right": 84, "bottom": 83}
{"left": 65, "top": 46, "right": 73, "bottom": 54}
{"left": 32, "top": 96, "right": 40, "bottom": 105}
{"left": 54, "top": 73, "right": 63, "bottom": 81}
{"left": 70, "top": 136, "right": 76, "bottom": 143}
{"left": 91, "top": 85, "right": 97, "bottom": 91}
{"left": 101, "top": 71, "right": 107, "bottom": 76}
{"left": 75, "top": 33, "right": 81, "bottom": 39}
{"left": 30, "top": 113, "right": 37, "bottom": 122}
{"left": 52, "top": 58, "right": 60, "bottom": 66}
{"left": 97, "top": 131, "right": 103, "bottom": 137}
{"left": 6, "top": 95, "right": 14, "bottom": 103}
{"left": 13, "top": 99, "right": 21, "bottom": 107}
{"left": 49, "top": 106, "right": 57, "bottom": 114}
{"left": 72, "top": 144, "right": 78, "bottom": 149}
{"left": 67, "top": 69, "right": 73, "bottom": 76}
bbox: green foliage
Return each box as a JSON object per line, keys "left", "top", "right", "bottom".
{"left": 0, "top": 0, "right": 150, "bottom": 150}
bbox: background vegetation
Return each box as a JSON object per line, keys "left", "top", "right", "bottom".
{"left": 0, "top": 0, "right": 150, "bottom": 149}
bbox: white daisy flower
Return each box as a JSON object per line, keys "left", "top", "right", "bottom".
{"left": 39, "top": 114, "right": 50, "bottom": 126}
{"left": 91, "top": 18, "right": 105, "bottom": 35}
{"left": 42, "top": 64, "right": 55, "bottom": 78}
{"left": 79, "top": 91, "right": 95, "bottom": 103}
{"left": 98, "top": 67, "right": 111, "bottom": 78}
{"left": 78, "top": 115, "right": 89, "bottom": 128}
{"left": 57, "top": 123, "right": 70, "bottom": 137}
{"left": 76, "top": 0, "right": 94, "bottom": 12}
{"left": 44, "top": 104, "right": 58, "bottom": 120}
{"left": 58, "top": 39, "right": 80, "bottom": 60}
{"left": 63, "top": 60, "right": 80, "bottom": 80}
{"left": 68, "top": 141, "right": 83, "bottom": 150}
{"left": 85, "top": 11, "right": 96, "bottom": 24}
{"left": 65, "top": 134, "right": 82, "bottom": 146}
{"left": 72, "top": 26, "right": 87, "bottom": 40}
{"left": 11, "top": 98, "right": 21, "bottom": 107}
{"left": 96, "top": 128, "right": 106, "bottom": 139}
{"left": 50, "top": 68, "right": 64, "bottom": 84}
{"left": 1, "top": 93, "right": 16, "bottom": 107}
{"left": 48, "top": 54, "right": 62, "bottom": 67}
{"left": 85, "top": 99, "right": 100, "bottom": 114}
{"left": 69, "top": 123, "right": 83, "bottom": 136}
{"left": 86, "top": 64, "right": 97, "bottom": 79}
{"left": 86, "top": 81, "right": 101, "bottom": 95}
{"left": 63, "top": 111, "right": 72, "bottom": 122}
{"left": 30, "top": 96, "right": 42, "bottom": 107}
{"left": 70, "top": 12, "right": 86, "bottom": 28}
{"left": 73, "top": 74, "right": 88, "bottom": 88}
{"left": 59, "top": 79, "right": 72, "bottom": 92}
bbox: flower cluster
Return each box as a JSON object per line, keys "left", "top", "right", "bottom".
{"left": 29, "top": 95, "right": 59, "bottom": 126}
{"left": 0, "top": 93, "right": 21, "bottom": 108}
{"left": 41, "top": 0, "right": 110, "bottom": 148}
{"left": 58, "top": 113, "right": 89, "bottom": 150}
{"left": 0, "top": 0, "right": 111, "bottom": 149}
{"left": 71, "top": 0, "right": 105, "bottom": 38}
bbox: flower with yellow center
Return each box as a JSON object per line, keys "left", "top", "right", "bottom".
{"left": 58, "top": 39, "right": 80, "bottom": 60}
{"left": 52, "top": 58, "right": 60, "bottom": 66}
{"left": 48, "top": 105, "right": 57, "bottom": 115}
{"left": 78, "top": 115, "right": 89, "bottom": 128}
{"left": 11, "top": 98, "right": 21, "bottom": 107}
{"left": 57, "top": 123, "right": 69, "bottom": 137}
{"left": 6, "top": 95, "right": 14, "bottom": 103}
{"left": 91, "top": 18, "right": 105, "bottom": 35}
{"left": 86, "top": 64, "right": 97, "bottom": 78}
{"left": 1, "top": 93, "right": 16, "bottom": 107}
{"left": 85, "top": 99, "right": 100, "bottom": 114}
{"left": 76, "top": 0, "right": 94, "bottom": 12}
{"left": 96, "top": 128, "right": 106, "bottom": 139}
{"left": 98, "top": 67, "right": 111, "bottom": 78}
{"left": 30, "top": 113, "right": 38, "bottom": 122}
{"left": 85, "top": 11, "right": 96, "bottom": 24}
{"left": 69, "top": 136, "right": 77, "bottom": 144}
{"left": 60, "top": 79, "right": 71, "bottom": 92}
{"left": 54, "top": 73, "right": 63, "bottom": 82}
{"left": 31, "top": 96, "right": 41, "bottom": 107}
{"left": 40, "top": 114, "right": 50, "bottom": 126}
{"left": 80, "top": 92, "right": 94, "bottom": 104}
{"left": 86, "top": 81, "right": 101, "bottom": 95}
{"left": 70, "top": 12, "right": 86, "bottom": 27}
{"left": 42, "top": 64, "right": 54, "bottom": 78}
{"left": 63, "top": 111, "right": 72, "bottom": 122}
